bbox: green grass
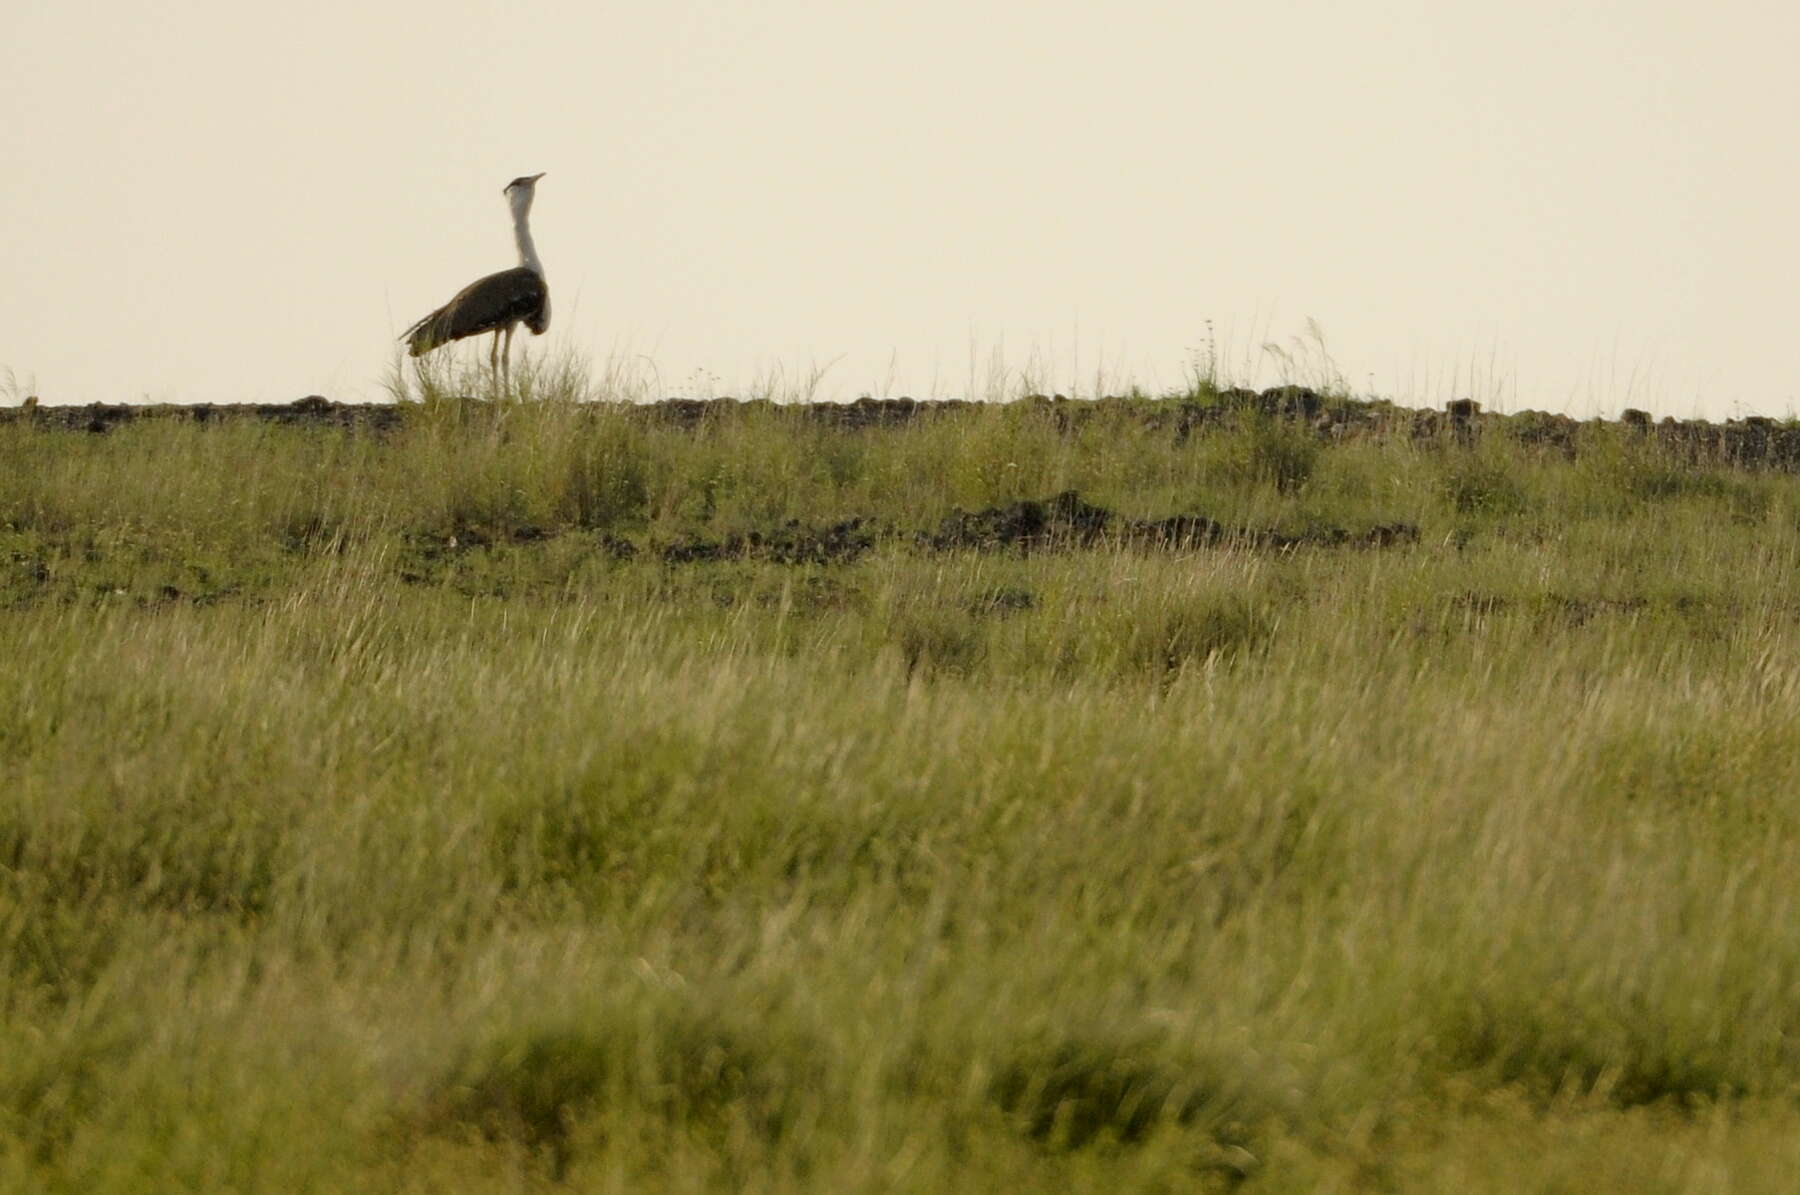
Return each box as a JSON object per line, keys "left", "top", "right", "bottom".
{"left": 5, "top": 380, "right": 1800, "bottom": 1191}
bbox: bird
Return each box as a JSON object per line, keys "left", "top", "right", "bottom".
{"left": 401, "top": 173, "right": 551, "bottom": 385}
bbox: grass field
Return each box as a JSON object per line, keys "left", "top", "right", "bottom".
{"left": 5, "top": 371, "right": 1800, "bottom": 1191}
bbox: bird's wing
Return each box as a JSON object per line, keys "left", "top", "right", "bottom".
{"left": 403, "top": 267, "right": 547, "bottom": 355}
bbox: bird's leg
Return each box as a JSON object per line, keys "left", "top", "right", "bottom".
{"left": 489, "top": 331, "right": 501, "bottom": 392}
{"left": 502, "top": 325, "right": 517, "bottom": 392}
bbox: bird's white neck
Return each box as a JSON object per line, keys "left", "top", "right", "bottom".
{"left": 510, "top": 191, "right": 543, "bottom": 276}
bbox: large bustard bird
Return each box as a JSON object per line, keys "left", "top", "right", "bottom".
{"left": 402, "top": 173, "right": 550, "bottom": 382}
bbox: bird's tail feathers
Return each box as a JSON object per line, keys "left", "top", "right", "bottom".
{"left": 401, "top": 308, "right": 450, "bottom": 357}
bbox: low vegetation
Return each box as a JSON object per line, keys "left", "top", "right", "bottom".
{"left": 5, "top": 367, "right": 1800, "bottom": 1191}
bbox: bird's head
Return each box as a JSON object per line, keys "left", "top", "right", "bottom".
{"left": 503, "top": 173, "right": 546, "bottom": 206}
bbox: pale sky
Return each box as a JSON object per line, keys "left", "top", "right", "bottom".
{"left": 3, "top": 0, "right": 1795, "bottom": 417}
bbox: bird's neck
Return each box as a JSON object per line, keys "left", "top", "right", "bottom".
{"left": 511, "top": 198, "right": 543, "bottom": 276}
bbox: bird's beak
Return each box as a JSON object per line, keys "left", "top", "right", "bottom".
{"left": 531, "top": 172, "right": 546, "bottom": 183}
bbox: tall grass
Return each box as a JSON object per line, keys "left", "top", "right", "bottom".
{"left": 4, "top": 396, "right": 1800, "bottom": 1190}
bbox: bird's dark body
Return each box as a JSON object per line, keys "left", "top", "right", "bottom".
{"left": 402, "top": 265, "right": 549, "bottom": 357}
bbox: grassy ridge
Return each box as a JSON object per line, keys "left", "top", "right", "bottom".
{"left": 5, "top": 385, "right": 1800, "bottom": 1191}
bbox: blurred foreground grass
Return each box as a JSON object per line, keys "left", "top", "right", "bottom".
{"left": 5, "top": 386, "right": 1800, "bottom": 1191}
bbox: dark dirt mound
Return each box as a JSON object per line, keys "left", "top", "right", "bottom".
{"left": 657, "top": 518, "right": 879, "bottom": 565}
{"left": 395, "top": 492, "right": 1411, "bottom": 571}
{"left": 1, "top": 397, "right": 407, "bottom": 434}
{"left": 1129, "top": 514, "right": 1231, "bottom": 550}
{"left": 926, "top": 491, "right": 1417, "bottom": 555}
{"left": 925, "top": 491, "right": 1114, "bottom": 552}
{"left": 9, "top": 392, "right": 1800, "bottom": 471}
{"left": 649, "top": 396, "right": 987, "bottom": 430}
{"left": 1124, "top": 513, "right": 1416, "bottom": 552}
